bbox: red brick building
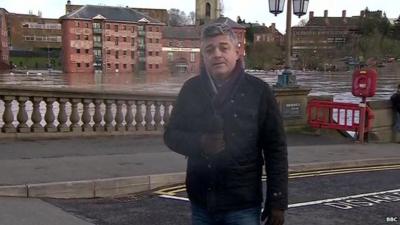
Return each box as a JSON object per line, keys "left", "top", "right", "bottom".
{"left": 0, "top": 8, "right": 9, "bottom": 70}
{"left": 252, "top": 23, "right": 284, "bottom": 45}
{"left": 162, "top": 17, "right": 246, "bottom": 75}
{"left": 60, "top": 5, "right": 165, "bottom": 73}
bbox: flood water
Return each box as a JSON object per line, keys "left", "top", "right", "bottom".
{"left": 1, "top": 66, "right": 399, "bottom": 103}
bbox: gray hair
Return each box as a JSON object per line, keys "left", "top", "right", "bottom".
{"left": 200, "top": 22, "right": 238, "bottom": 46}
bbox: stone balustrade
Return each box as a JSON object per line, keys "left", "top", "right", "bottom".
{"left": 0, "top": 85, "right": 314, "bottom": 138}
{"left": 0, "top": 86, "right": 176, "bottom": 138}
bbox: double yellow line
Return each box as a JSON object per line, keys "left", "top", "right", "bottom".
{"left": 155, "top": 164, "right": 400, "bottom": 196}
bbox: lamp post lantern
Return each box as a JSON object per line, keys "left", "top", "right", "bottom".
{"left": 269, "top": 0, "right": 309, "bottom": 87}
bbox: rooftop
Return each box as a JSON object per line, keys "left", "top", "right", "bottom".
{"left": 60, "top": 5, "right": 164, "bottom": 25}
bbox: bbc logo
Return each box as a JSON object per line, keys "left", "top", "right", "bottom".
{"left": 386, "top": 217, "right": 398, "bottom": 222}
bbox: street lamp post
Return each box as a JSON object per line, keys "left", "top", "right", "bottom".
{"left": 269, "top": 0, "right": 309, "bottom": 87}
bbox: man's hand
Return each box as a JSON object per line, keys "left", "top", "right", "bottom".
{"left": 200, "top": 132, "right": 225, "bottom": 156}
{"left": 261, "top": 209, "right": 285, "bottom": 225}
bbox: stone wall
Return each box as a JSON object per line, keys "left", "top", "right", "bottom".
{"left": 367, "top": 100, "right": 400, "bottom": 143}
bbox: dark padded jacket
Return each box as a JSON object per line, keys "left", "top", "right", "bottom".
{"left": 164, "top": 70, "right": 288, "bottom": 213}
{"left": 391, "top": 92, "right": 400, "bottom": 113}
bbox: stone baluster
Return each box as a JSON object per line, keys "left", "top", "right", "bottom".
{"left": 135, "top": 100, "right": 144, "bottom": 131}
{"left": 31, "top": 97, "right": 44, "bottom": 133}
{"left": 104, "top": 99, "right": 114, "bottom": 132}
{"left": 154, "top": 101, "right": 162, "bottom": 130}
{"left": 2, "top": 96, "right": 16, "bottom": 133}
{"left": 144, "top": 100, "right": 154, "bottom": 131}
{"left": 163, "top": 101, "right": 171, "bottom": 129}
{"left": 70, "top": 98, "right": 81, "bottom": 132}
{"left": 57, "top": 98, "right": 69, "bottom": 132}
{"left": 17, "top": 96, "right": 29, "bottom": 133}
{"left": 93, "top": 99, "right": 104, "bottom": 132}
{"left": 125, "top": 100, "right": 135, "bottom": 132}
{"left": 44, "top": 97, "right": 57, "bottom": 132}
{"left": 82, "top": 99, "right": 93, "bottom": 132}
{"left": 115, "top": 100, "right": 125, "bottom": 132}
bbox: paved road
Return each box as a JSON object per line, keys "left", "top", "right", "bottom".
{"left": 46, "top": 166, "right": 400, "bottom": 225}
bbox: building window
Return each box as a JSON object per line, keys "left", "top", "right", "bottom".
{"left": 190, "top": 52, "right": 195, "bottom": 62}
{"left": 107, "top": 36, "right": 111, "bottom": 41}
{"left": 93, "top": 23, "right": 101, "bottom": 29}
{"left": 123, "top": 25, "right": 127, "bottom": 30}
{"left": 155, "top": 64, "right": 159, "bottom": 69}
{"left": 131, "top": 64, "right": 135, "bottom": 71}
{"left": 115, "top": 37, "right": 119, "bottom": 45}
{"left": 149, "top": 27, "right": 152, "bottom": 32}
{"left": 84, "top": 35, "right": 89, "bottom": 40}
{"left": 77, "top": 63, "right": 81, "bottom": 67}
{"left": 148, "top": 51, "right": 153, "bottom": 56}
{"left": 86, "top": 63, "right": 90, "bottom": 67}
{"left": 149, "top": 64, "right": 153, "bottom": 69}
{"left": 123, "top": 37, "right": 127, "bottom": 42}
{"left": 93, "top": 35, "right": 101, "bottom": 42}
{"left": 85, "top": 49, "right": 89, "bottom": 54}
{"left": 149, "top": 38, "right": 153, "bottom": 43}
{"left": 85, "top": 23, "right": 89, "bottom": 28}
{"left": 114, "top": 25, "right": 119, "bottom": 32}
{"left": 131, "top": 26, "right": 135, "bottom": 33}
{"left": 76, "top": 35, "right": 80, "bottom": 40}
{"left": 156, "top": 27, "right": 159, "bottom": 32}
{"left": 107, "top": 63, "right": 111, "bottom": 69}
{"left": 155, "top": 51, "right": 159, "bottom": 56}
{"left": 76, "top": 22, "right": 80, "bottom": 27}
{"left": 169, "top": 41, "right": 173, "bottom": 47}
{"left": 156, "top": 38, "right": 159, "bottom": 43}
{"left": 206, "top": 3, "right": 211, "bottom": 17}
{"left": 131, "top": 51, "right": 135, "bottom": 59}
{"left": 106, "top": 24, "right": 110, "bottom": 29}
{"left": 131, "top": 38, "right": 135, "bottom": 46}
{"left": 115, "top": 51, "right": 119, "bottom": 59}
{"left": 76, "top": 49, "right": 81, "bottom": 54}
{"left": 94, "top": 49, "right": 102, "bottom": 57}
{"left": 107, "top": 49, "right": 111, "bottom": 54}
{"left": 123, "top": 50, "right": 127, "bottom": 56}
{"left": 115, "top": 64, "right": 119, "bottom": 69}
{"left": 168, "top": 52, "right": 174, "bottom": 62}
{"left": 123, "top": 64, "right": 127, "bottom": 69}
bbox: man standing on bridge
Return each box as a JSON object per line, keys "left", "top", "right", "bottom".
{"left": 164, "top": 22, "right": 288, "bottom": 225}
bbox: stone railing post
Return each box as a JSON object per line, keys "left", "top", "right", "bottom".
{"left": 135, "top": 100, "right": 144, "bottom": 131}
{"left": 2, "top": 96, "right": 16, "bottom": 133}
{"left": 45, "top": 97, "right": 57, "bottom": 132}
{"left": 82, "top": 99, "right": 93, "bottom": 132}
{"left": 93, "top": 99, "right": 104, "bottom": 132}
{"left": 154, "top": 101, "right": 162, "bottom": 130}
{"left": 31, "top": 97, "right": 44, "bottom": 133}
{"left": 57, "top": 98, "right": 69, "bottom": 132}
{"left": 104, "top": 99, "right": 114, "bottom": 132}
{"left": 115, "top": 100, "right": 124, "bottom": 132}
{"left": 125, "top": 100, "right": 135, "bottom": 132}
{"left": 145, "top": 100, "right": 154, "bottom": 131}
{"left": 17, "top": 96, "right": 30, "bottom": 133}
{"left": 163, "top": 101, "right": 171, "bottom": 129}
{"left": 70, "top": 98, "right": 82, "bottom": 132}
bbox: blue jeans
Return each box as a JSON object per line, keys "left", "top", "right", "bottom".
{"left": 191, "top": 204, "right": 261, "bottom": 225}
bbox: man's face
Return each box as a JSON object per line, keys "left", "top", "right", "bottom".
{"left": 201, "top": 34, "right": 239, "bottom": 80}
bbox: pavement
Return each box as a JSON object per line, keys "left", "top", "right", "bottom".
{"left": 0, "top": 132, "right": 399, "bottom": 199}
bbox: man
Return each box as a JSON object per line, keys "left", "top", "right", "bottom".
{"left": 164, "top": 22, "right": 288, "bottom": 225}
{"left": 390, "top": 84, "right": 400, "bottom": 131}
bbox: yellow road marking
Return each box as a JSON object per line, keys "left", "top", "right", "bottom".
{"left": 155, "top": 164, "right": 400, "bottom": 195}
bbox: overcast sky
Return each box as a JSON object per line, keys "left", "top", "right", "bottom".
{"left": 1, "top": 0, "right": 399, "bottom": 33}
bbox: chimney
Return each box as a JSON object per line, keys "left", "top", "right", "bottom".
{"left": 324, "top": 10, "right": 328, "bottom": 17}
{"left": 67, "top": 0, "right": 71, "bottom": 5}
{"left": 309, "top": 11, "right": 314, "bottom": 19}
{"left": 271, "top": 23, "right": 276, "bottom": 29}
{"left": 342, "top": 10, "right": 346, "bottom": 18}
